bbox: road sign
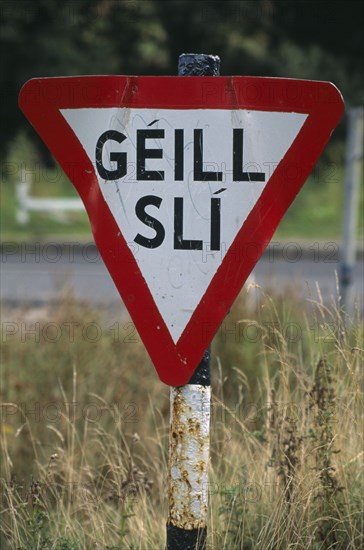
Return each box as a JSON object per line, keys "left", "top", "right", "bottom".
{"left": 19, "top": 76, "right": 344, "bottom": 385}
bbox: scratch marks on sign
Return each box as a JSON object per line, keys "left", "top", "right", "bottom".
{"left": 116, "top": 186, "right": 128, "bottom": 220}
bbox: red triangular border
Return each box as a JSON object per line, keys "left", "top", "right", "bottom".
{"left": 19, "top": 76, "right": 344, "bottom": 385}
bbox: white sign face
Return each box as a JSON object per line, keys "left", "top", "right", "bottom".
{"left": 61, "top": 108, "right": 307, "bottom": 343}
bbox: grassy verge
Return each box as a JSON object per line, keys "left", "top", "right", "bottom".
{"left": 1, "top": 133, "right": 91, "bottom": 242}
{"left": 1, "top": 287, "right": 363, "bottom": 549}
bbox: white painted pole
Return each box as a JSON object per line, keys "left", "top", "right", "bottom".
{"left": 168, "top": 385, "right": 211, "bottom": 529}
{"left": 340, "top": 107, "right": 364, "bottom": 315}
{"left": 167, "top": 346, "right": 212, "bottom": 550}
{"left": 15, "top": 169, "right": 30, "bottom": 224}
{"left": 15, "top": 168, "right": 83, "bottom": 225}
{"left": 166, "top": 52, "right": 219, "bottom": 550}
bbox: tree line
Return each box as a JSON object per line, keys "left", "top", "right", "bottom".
{"left": 1, "top": 0, "right": 363, "bottom": 157}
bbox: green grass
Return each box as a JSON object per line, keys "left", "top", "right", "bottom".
{"left": 1, "top": 133, "right": 91, "bottom": 241}
{"left": 274, "top": 138, "right": 363, "bottom": 240}
{"left": 1, "top": 288, "right": 363, "bottom": 549}
{"left": 0, "top": 180, "right": 92, "bottom": 242}
{"left": 274, "top": 162, "right": 346, "bottom": 239}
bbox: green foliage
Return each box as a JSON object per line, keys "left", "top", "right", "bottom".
{"left": 1, "top": 0, "right": 363, "bottom": 156}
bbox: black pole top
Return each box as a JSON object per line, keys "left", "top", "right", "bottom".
{"left": 176, "top": 52, "right": 217, "bottom": 388}
{"left": 178, "top": 53, "right": 220, "bottom": 76}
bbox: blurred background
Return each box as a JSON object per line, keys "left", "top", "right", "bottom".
{"left": 1, "top": 0, "right": 363, "bottom": 239}
{"left": 1, "top": 4, "right": 364, "bottom": 549}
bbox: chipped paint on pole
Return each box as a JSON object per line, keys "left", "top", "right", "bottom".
{"left": 168, "top": 384, "right": 211, "bottom": 529}
{"left": 165, "top": 53, "right": 217, "bottom": 550}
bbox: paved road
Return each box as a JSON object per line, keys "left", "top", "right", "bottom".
{"left": 1, "top": 242, "right": 363, "bottom": 311}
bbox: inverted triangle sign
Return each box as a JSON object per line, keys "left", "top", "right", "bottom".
{"left": 19, "top": 76, "right": 344, "bottom": 385}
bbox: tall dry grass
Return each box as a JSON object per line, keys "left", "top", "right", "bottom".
{"left": 1, "top": 285, "right": 363, "bottom": 549}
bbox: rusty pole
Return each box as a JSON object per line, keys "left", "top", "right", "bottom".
{"left": 166, "top": 53, "right": 220, "bottom": 550}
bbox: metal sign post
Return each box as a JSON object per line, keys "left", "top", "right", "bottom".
{"left": 167, "top": 348, "right": 211, "bottom": 549}
{"left": 166, "top": 54, "right": 219, "bottom": 550}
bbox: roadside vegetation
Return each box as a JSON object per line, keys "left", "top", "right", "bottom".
{"left": 1, "top": 287, "right": 363, "bottom": 549}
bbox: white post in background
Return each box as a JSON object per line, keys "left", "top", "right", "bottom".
{"left": 16, "top": 169, "right": 31, "bottom": 224}
{"left": 15, "top": 168, "right": 83, "bottom": 225}
{"left": 340, "top": 107, "right": 364, "bottom": 316}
